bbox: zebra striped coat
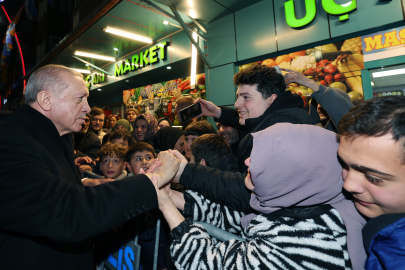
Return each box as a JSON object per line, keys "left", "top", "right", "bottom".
{"left": 170, "top": 191, "right": 352, "bottom": 270}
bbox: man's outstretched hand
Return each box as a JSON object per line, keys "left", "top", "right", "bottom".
{"left": 168, "top": 150, "right": 188, "bottom": 183}
{"left": 144, "top": 151, "right": 180, "bottom": 188}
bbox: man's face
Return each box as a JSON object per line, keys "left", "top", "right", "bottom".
{"left": 338, "top": 134, "right": 405, "bottom": 218}
{"left": 185, "top": 135, "right": 199, "bottom": 158}
{"left": 91, "top": 114, "right": 105, "bottom": 132}
{"left": 110, "top": 138, "right": 129, "bottom": 149}
{"left": 317, "top": 104, "right": 330, "bottom": 122}
{"left": 49, "top": 74, "right": 90, "bottom": 136}
{"left": 234, "top": 84, "right": 272, "bottom": 125}
{"left": 100, "top": 153, "right": 125, "bottom": 179}
{"left": 127, "top": 111, "right": 137, "bottom": 123}
{"left": 81, "top": 116, "right": 90, "bottom": 132}
{"left": 128, "top": 150, "right": 155, "bottom": 175}
{"left": 135, "top": 118, "right": 148, "bottom": 141}
{"left": 217, "top": 123, "right": 239, "bottom": 145}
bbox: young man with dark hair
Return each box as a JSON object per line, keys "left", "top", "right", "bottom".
{"left": 197, "top": 64, "right": 312, "bottom": 172}
{"left": 337, "top": 96, "right": 405, "bottom": 269}
{"left": 90, "top": 107, "right": 110, "bottom": 142}
{"left": 184, "top": 120, "right": 216, "bottom": 158}
{"left": 190, "top": 134, "right": 238, "bottom": 172}
{"left": 109, "top": 128, "right": 133, "bottom": 149}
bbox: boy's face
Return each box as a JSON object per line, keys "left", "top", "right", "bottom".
{"left": 185, "top": 135, "right": 199, "bottom": 158}
{"left": 100, "top": 153, "right": 125, "bottom": 179}
{"left": 338, "top": 134, "right": 405, "bottom": 218}
{"left": 111, "top": 138, "right": 129, "bottom": 149}
{"left": 127, "top": 150, "right": 155, "bottom": 175}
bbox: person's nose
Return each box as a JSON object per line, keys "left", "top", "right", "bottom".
{"left": 234, "top": 97, "right": 242, "bottom": 108}
{"left": 342, "top": 170, "right": 366, "bottom": 195}
{"left": 244, "top": 157, "right": 251, "bottom": 167}
{"left": 83, "top": 100, "right": 91, "bottom": 114}
{"left": 108, "top": 160, "right": 114, "bottom": 168}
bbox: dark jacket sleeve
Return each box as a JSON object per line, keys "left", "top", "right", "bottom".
{"left": 214, "top": 106, "right": 239, "bottom": 129}
{"left": 0, "top": 135, "right": 158, "bottom": 242}
{"left": 179, "top": 163, "right": 251, "bottom": 212}
{"left": 311, "top": 85, "right": 354, "bottom": 132}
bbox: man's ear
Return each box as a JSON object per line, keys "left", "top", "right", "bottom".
{"left": 267, "top": 94, "right": 278, "bottom": 107}
{"left": 36, "top": 91, "right": 53, "bottom": 111}
{"left": 125, "top": 162, "right": 133, "bottom": 172}
{"left": 199, "top": 159, "right": 207, "bottom": 166}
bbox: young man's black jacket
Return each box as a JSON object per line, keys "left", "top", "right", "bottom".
{"left": 214, "top": 91, "right": 313, "bottom": 172}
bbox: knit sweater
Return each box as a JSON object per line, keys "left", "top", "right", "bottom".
{"left": 170, "top": 191, "right": 351, "bottom": 270}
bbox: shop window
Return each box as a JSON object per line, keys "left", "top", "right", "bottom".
{"left": 370, "top": 64, "right": 405, "bottom": 97}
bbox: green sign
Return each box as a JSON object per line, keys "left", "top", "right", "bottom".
{"left": 285, "top": 0, "right": 357, "bottom": 28}
{"left": 86, "top": 73, "right": 106, "bottom": 88}
{"left": 115, "top": 41, "right": 169, "bottom": 77}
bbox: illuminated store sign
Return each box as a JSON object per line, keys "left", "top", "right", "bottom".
{"left": 114, "top": 41, "right": 169, "bottom": 77}
{"left": 285, "top": 0, "right": 357, "bottom": 28}
{"left": 85, "top": 73, "right": 106, "bottom": 88}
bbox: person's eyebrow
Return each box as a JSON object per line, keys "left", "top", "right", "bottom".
{"left": 351, "top": 164, "right": 394, "bottom": 177}
{"left": 236, "top": 92, "right": 251, "bottom": 97}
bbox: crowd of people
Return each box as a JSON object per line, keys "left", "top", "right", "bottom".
{"left": 0, "top": 63, "right": 404, "bottom": 270}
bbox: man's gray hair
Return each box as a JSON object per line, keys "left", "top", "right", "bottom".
{"left": 25, "top": 64, "right": 83, "bottom": 104}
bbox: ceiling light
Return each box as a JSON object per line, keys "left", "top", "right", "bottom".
{"left": 85, "top": 64, "right": 89, "bottom": 66}
{"left": 72, "top": 68, "right": 90, "bottom": 74}
{"left": 372, "top": 68, "right": 405, "bottom": 78}
{"left": 162, "top": 21, "right": 182, "bottom": 28}
{"left": 188, "top": 0, "right": 193, "bottom": 7}
{"left": 75, "top": 51, "right": 115, "bottom": 61}
{"left": 167, "top": 66, "right": 171, "bottom": 69}
{"left": 114, "top": 48, "right": 119, "bottom": 51}
{"left": 371, "top": 82, "right": 374, "bottom": 86}
{"left": 98, "top": 89, "right": 102, "bottom": 91}
{"left": 190, "top": 31, "right": 198, "bottom": 89}
{"left": 190, "top": 10, "right": 196, "bottom": 18}
{"left": 163, "top": 21, "right": 169, "bottom": 25}
{"left": 104, "top": 27, "right": 152, "bottom": 43}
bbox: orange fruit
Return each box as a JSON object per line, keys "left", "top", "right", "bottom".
{"left": 262, "top": 59, "right": 276, "bottom": 68}
{"left": 275, "top": 55, "right": 292, "bottom": 65}
{"left": 288, "top": 50, "right": 306, "bottom": 59}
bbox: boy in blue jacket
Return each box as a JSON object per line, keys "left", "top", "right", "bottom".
{"left": 338, "top": 96, "right": 405, "bottom": 269}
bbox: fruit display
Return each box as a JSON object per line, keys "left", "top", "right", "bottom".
{"left": 123, "top": 73, "right": 206, "bottom": 120}
{"left": 341, "top": 37, "right": 363, "bottom": 54}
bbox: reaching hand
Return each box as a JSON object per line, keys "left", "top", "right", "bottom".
{"left": 195, "top": 98, "right": 221, "bottom": 118}
{"left": 145, "top": 151, "right": 180, "bottom": 188}
{"left": 82, "top": 178, "right": 114, "bottom": 186}
{"left": 78, "top": 164, "right": 92, "bottom": 174}
{"left": 168, "top": 149, "right": 188, "bottom": 183}
{"left": 75, "top": 156, "right": 94, "bottom": 166}
{"left": 281, "top": 68, "right": 320, "bottom": 92}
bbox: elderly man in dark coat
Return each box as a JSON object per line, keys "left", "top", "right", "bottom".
{"left": 0, "top": 65, "right": 179, "bottom": 270}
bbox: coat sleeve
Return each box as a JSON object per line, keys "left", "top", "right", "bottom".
{"left": 0, "top": 135, "right": 158, "bottom": 243}
{"left": 214, "top": 106, "right": 239, "bottom": 128}
{"left": 183, "top": 191, "right": 245, "bottom": 235}
{"left": 311, "top": 85, "right": 354, "bottom": 132}
{"left": 179, "top": 163, "right": 251, "bottom": 212}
